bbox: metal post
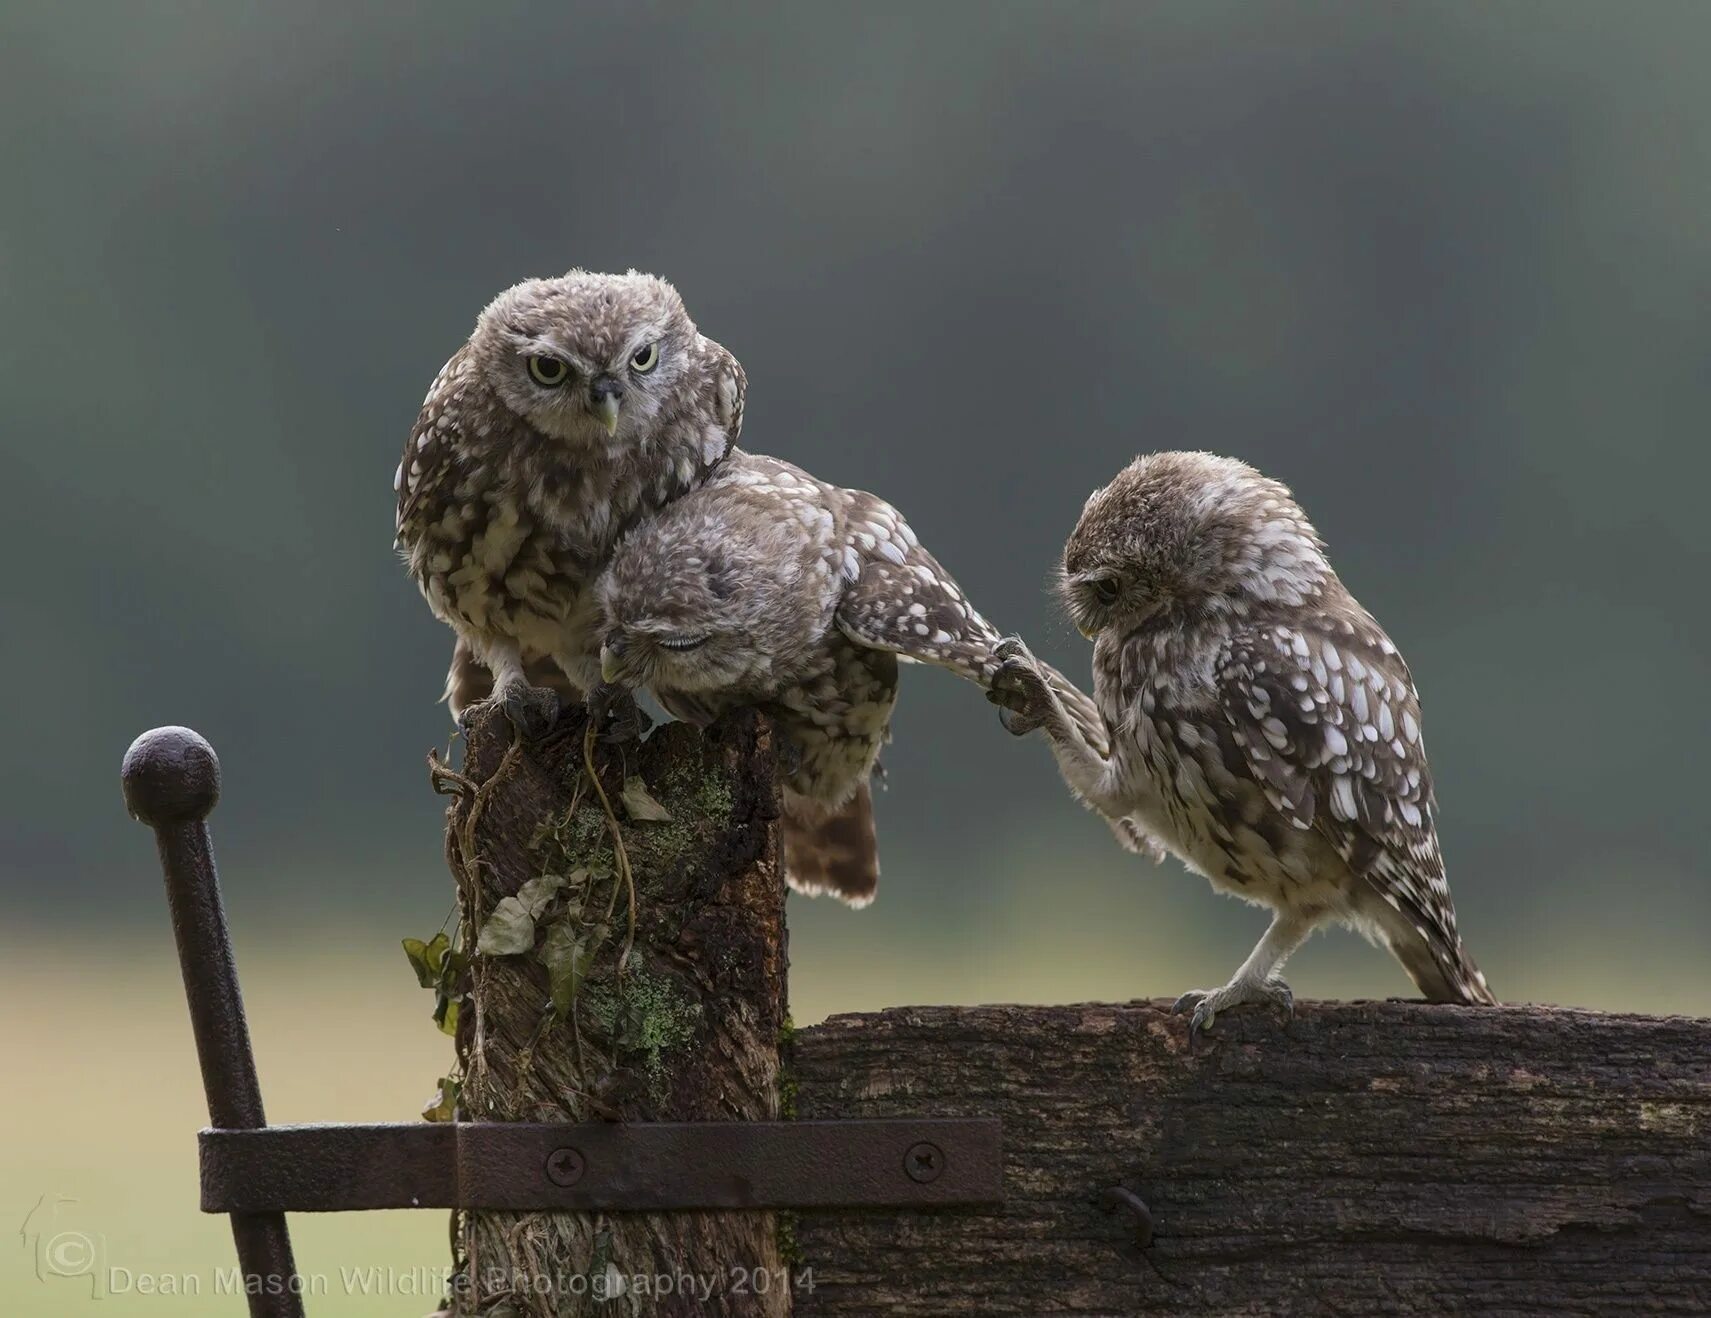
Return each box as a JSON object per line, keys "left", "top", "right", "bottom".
{"left": 122, "top": 726, "right": 304, "bottom": 1318}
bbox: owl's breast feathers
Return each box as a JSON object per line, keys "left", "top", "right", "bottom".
{"left": 395, "top": 347, "right": 736, "bottom": 650}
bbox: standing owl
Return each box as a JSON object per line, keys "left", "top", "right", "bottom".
{"left": 990, "top": 451, "right": 1496, "bottom": 1035}
{"left": 394, "top": 271, "right": 745, "bottom": 731}
{"left": 595, "top": 452, "right": 1117, "bottom": 904}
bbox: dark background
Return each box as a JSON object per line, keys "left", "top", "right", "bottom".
{"left": 7, "top": 6, "right": 1711, "bottom": 1307}
{"left": 5, "top": 0, "right": 1709, "bottom": 1016}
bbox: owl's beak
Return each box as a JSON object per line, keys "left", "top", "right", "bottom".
{"left": 1077, "top": 622, "right": 1098, "bottom": 640}
{"left": 590, "top": 375, "right": 623, "bottom": 436}
{"left": 599, "top": 637, "right": 627, "bottom": 685}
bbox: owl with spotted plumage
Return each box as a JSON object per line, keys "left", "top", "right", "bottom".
{"left": 596, "top": 451, "right": 1118, "bottom": 904}
{"left": 394, "top": 270, "right": 745, "bottom": 730}
{"left": 990, "top": 451, "right": 1496, "bottom": 1035}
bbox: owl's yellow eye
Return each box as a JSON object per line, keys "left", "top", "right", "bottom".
{"left": 527, "top": 355, "right": 570, "bottom": 387}
{"left": 630, "top": 342, "right": 659, "bottom": 374}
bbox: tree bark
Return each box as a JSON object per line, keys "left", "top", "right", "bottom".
{"left": 440, "top": 705, "right": 789, "bottom": 1318}
{"left": 790, "top": 1000, "right": 1711, "bottom": 1314}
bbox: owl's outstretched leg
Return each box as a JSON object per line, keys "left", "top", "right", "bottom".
{"left": 456, "top": 642, "right": 559, "bottom": 739}
{"left": 988, "top": 638, "right": 1126, "bottom": 814}
{"left": 1172, "top": 911, "right": 1313, "bottom": 1044}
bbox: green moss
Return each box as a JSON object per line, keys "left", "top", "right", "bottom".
{"left": 777, "top": 1013, "right": 799, "bottom": 1118}
{"left": 775, "top": 1210, "right": 802, "bottom": 1268}
{"left": 660, "top": 753, "right": 735, "bottom": 822}
{"left": 583, "top": 962, "right": 703, "bottom": 1102}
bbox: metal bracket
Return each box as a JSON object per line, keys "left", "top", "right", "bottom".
{"left": 125, "top": 725, "right": 1004, "bottom": 1318}
{"left": 201, "top": 1118, "right": 1001, "bottom": 1213}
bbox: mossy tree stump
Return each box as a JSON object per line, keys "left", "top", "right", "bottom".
{"left": 435, "top": 705, "right": 788, "bottom": 1318}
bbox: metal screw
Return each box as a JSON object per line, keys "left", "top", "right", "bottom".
{"left": 903, "top": 1141, "right": 944, "bottom": 1184}
{"left": 545, "top": 1147, "right": 585, "bottom": 1187}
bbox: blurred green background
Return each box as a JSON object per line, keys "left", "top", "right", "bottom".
{"left": 5, "top": 1, "right": 1710, "bottom": 1311}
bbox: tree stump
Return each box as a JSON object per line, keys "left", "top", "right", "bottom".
{"left": 436, "top": 706, "right": 788, "bottom": 1317}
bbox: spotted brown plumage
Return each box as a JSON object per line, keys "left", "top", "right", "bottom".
{"left": 991, "top": 451, "right": 1495, "bottom": 1034}
{"left": 394, "top": 270, "right": 744, "bottom": 729}
{"left": 596, "top": 452, "right": 1114, "bottom": 904}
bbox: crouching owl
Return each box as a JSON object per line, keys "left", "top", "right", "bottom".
{"left": 990, "top": 451, "right": 1496, "bottom": 1035}
{"left": 595, "top": 451, "right": 1112, "bottom": 905}
{"left": 394, "top": 270, "right": 745, "bottom": 732}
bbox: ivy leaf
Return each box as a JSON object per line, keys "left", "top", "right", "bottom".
{"left": 434, "top": 995, "right": 460, "bottom": 1037}
{"left": 421, "top": 1075, "right": 461, "bottom": 1123}
{"left": 436, "top": 944, "right": 468, "bottom": 1000}
{"left": 620, "top": 776, "right": 672, "bottom": 822}
{"left": 402, "top": 938, "right": 436, "bottom": 988}
{"left": 540, "top": 919, "right": 608, "bottom": 1018}
{"left": 477, "top": 896, "right": 536, "bottom": 955}
{"left": 403, "top": 932, "right": 453, "bottom": 988}
{"left": 515, "top": 872, "right": 567, "bottom": 919}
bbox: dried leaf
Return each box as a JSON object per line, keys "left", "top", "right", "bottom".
{"left": 515, "top": 872, "right": 567, "bottom": 919}
{"left": 421, "top": 1075, "right": 461, "bottom": 1122}
{"left": 476, "top": 897, "right": 536, "bottom": 955}
{"left": 620, "top": 776, "right": 672, "bottom": 822}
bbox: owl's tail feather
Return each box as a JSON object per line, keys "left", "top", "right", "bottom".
{"left": 781, "top": 784, "right": 879, "bottom": 908}
{"left": 1389, "top": 920, "right": 1499, "bottom": 1006}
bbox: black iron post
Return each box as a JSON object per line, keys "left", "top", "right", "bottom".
{"left": 122, "top": 726, "right": 305, "bottom": 1318}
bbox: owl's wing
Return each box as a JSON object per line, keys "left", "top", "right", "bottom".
{"left": 830, "top": 492, "right": 1115, "bottom": 759}
{"left": 1215, "top": 616, "right": 1433, "bottom": 849}
{"left": 696, "top": 334, "right": 746, "bottom": 446}
{"left": 1214, "top": 616, "right": 1489, "bottom": 1000}
{"left": 394, "top": 346, "right": 471, "bottom": 545}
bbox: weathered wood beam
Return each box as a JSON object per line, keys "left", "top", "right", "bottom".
{"left": 792, "top": 1001, "right": 1711, "bottom": 1315}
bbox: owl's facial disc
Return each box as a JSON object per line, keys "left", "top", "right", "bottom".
{"left": 1061, "top": 565, "right": 1158, "bottom": 639}
{"left": 600, "top": 628, "right": 718, "bottom": 687}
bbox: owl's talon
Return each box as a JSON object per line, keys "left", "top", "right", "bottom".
{"left": 586, "top": 683, "right": 651, "bottom": 744}
{"left": 1172, "top": 977, "right": 1293, "bottom": 1046}
{"left": 988, "top": 655, "right": 1054, "bottom": 736}
{"left": 775, "top": 737, "right": 806, "bottom": 779}
{"left": 993, "top": 634, "right": 1036, "bottom": 664}
{"left": 461, "top": 683, "right": 560, "bottom": 739}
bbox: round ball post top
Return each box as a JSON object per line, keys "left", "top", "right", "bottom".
{"left": 122, "top": 726, "right": 222, "bottom": 825}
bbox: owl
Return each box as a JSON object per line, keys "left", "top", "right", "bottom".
{"left": 394, "top": 270, "right": 745, "bottom": 732}
{"left": 595, "top": 451, "right": 1116, "bottom": 904}
{"left": 990, "top": 451, "right": 1496, "bottom": 1037}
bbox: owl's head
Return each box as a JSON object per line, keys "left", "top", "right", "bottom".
{"left": 469, "top": 270, "right": 700, "bottom": 449}
{"left": 595, "top": 487, "right": 822, "bottom": 695}
{"left": 1059, "top": 451, "right": 1329, "bottom": 637}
